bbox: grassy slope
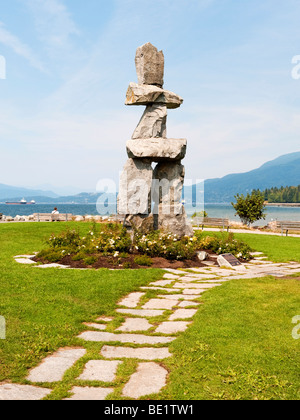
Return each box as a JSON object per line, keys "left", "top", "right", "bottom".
{"left": 162, "top": 276, "right": 300, "bottom": 400}
{"left": 0, "top": 223, "right": 163, "bottom": 383}
{"left": 0, "top": 224, "right": 299, "bottom": 400}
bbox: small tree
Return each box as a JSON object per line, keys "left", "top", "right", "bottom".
{"left": 232, "top": 191, "right": 266, "bottom": 227}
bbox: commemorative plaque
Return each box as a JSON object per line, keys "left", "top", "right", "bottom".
{"left": 217, "top": 253, "right": 242, "bottom": 269}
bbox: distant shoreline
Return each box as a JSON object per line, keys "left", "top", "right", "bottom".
{"left": 266, "top": 203, "right": 300, "bottom": 208}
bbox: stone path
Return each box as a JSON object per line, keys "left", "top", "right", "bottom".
{"left": 1, "top": 254, "right": 300, "bottom": 400}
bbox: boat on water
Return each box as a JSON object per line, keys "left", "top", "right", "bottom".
{"left": 5, "top": 198, "right": 36, "bottom": 205}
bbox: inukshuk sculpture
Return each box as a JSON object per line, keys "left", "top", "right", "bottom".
{"left": 118, "top": 43, "right": 193, "bottom": 238}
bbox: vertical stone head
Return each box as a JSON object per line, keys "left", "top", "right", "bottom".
{"left": 135, "top": 43, "right": 164, "bottom": 88}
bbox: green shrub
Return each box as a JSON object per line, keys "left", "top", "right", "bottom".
{"left": 195, "top": 232, "right": 253, "bottom": 260}
{"left": 134, "top": 231, "right": 200, "bottom": 261}
{"left": 134, "top": 255, "right": 153, "bottom": 266}
{"left": 37, "top": 249, "right": 63, "bottom": 263}
{"left": 83, "top": 256, "right": 97, "bottom": 266}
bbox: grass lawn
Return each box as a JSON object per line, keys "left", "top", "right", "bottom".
{"left": 0, "top": 224, "right": 299, "bottom": 400}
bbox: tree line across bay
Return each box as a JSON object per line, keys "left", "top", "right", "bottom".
{"left": 253, "top": 185, "right": 300, "bottom": 204}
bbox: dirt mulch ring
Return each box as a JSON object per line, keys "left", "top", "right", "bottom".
{"left": 33, "top": 252, "right": 218, "bottom": 270}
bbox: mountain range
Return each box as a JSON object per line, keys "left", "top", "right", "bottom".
{"left": 0, "top": 151, "right": 299, "bottom": 204}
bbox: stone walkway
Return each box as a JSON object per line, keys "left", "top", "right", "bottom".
{"left": 1, "top": 253, "right": 300, "bottom": 400}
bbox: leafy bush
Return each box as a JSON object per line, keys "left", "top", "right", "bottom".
{"left": 196, "top": 232, "right": 253, "bottom": 260}
{"left": 83, "top": 256, "right": 97, "bottom": 266}
{"left": 41, "top": 224, "right": 132, "bottom": 258}
{"left": 134, "top": 255, "right": 153, "bottom": 266}
{"left": 134, "top": 231, "right": 200, "bottom": 261}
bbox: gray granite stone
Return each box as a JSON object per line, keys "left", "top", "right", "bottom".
{"left": 78, "top": 360, "right": 122, "bottom": 383}
{"left": 122, "top": 362, "right": 168, "bottom": 399}
{"left": 77, "top": 331, "right": 175, "bottom": 345}
{"left": 0, "top": 384, "right": 51, "bottom": 400}
{"left": 116, "top": 318, "right": 153, "bottom": 332}
{"left": 118, "top": 292, "right": 145, "bottom": 308}
{"left": 155, "top": 321, "right": 190, "bottom": 334}
{"left": 27, "top": 348, "right": 86, "bottom": 383}
{"left": 101, "top": 346, "right": 171, "bottom": 360}
{"left": 169, "top": 309, "right": 198, "bottom": 320}
{"left": 142, "top": 298, "right": 178, "bottom": 310}
{"left": 116, "top": 309, "right": 165, "bottom": 317}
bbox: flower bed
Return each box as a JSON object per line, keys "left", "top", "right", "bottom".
{"left": 33, "top": 224, "right": 253, "bottom": 269}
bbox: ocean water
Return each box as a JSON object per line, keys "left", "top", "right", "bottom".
{"left": 1, "top": 203, "right": 300, "bottom": 226}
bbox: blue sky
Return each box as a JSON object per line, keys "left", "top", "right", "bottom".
{"left": 0, "top": 0, "right": 300, "bottom": 194}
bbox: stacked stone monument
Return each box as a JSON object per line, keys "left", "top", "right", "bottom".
{"left": 118, "top": 43, "right": 193, "bottom": 238}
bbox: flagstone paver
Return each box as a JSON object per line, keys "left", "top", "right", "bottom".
{"left": 118, "top": 292, "right": 145, "bottom": 308}
{"left": 155, "top": 321, "right": 190, "bottom": 334}
{"left": 0, "top": 384, "right": 51, "bottom": 400}
{"left": 101, "top": 346, "right": 172, "bottom": 360}
{"left": 116, "top": 308, "right": 165, "bottom": 317}
{"left": 122, "top": 363, "right": 168, "bottom": 399}
{"left": 169, "top": 309, "right": 198, "bottom": 320}
{"left": 158, "top": 294, "right": 201, "bottom": 300}
{"left": 96, "top": 317, "right": 114, "bottom": 322}
{"left": 27, "top": 348, "right": 86, "bottom": 383}
{"left": 174, "top": 283, "right": 222, "bottom": 289}
{"left": 14, "top": 258, "right": 37, "bottom": 265}
{"left": 142, "top": 298, "right": 178, "bottom": 310}
{"left": 78, "top": 360, "right": 122, "bottom": 383}
{"left": 163, "top": 273, "right": 180, "bottom": 280}
{"left": 78, "top": 331, "right": 175, "bottom": 345}
{"left": 178, "top": 301, "right": 202, "bottom": 308}
{"left": 150, "top": 280, "right": 174, "bottom": 286}
{"left": 182, "top": 289, "right": 205, "bottom": 295}
{"left": 116, "top": 318, "right": 153, "bottom": 332}
{"left": 65, "top": 387, "right": 114, "bottom": 401}
{"left": 141, "top": 287, "right": 181, "bottom": 293}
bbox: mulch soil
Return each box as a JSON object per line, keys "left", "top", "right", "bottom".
{"left": 33, "top": 251, "right": 219, "bottom": 270}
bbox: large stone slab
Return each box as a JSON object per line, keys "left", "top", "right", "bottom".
{"left": 132, "top": 105, "right": 167, "bottom": 139}
{"left": 118, "top": 158, "right": 153, "bottom": 215}
{"left": 101, "top": 346, "right": 171, "bottom": 360}
{"left": 116, "top": 309, "right": 165, "bottom": 317}
{"left": 27, "top": 348, "right": 86, "bottom": 383}
{"left": 135, "top": 43, "right": 165, "bottom": 87}
{"left": 142, "top": 298, "right": 178, "bottom": 310}
{"left": 127, "top": 138, "right": 187, "bottom": 162}
{"left": 174, "top": 283, "right": 222, "bottom": 289}
{"left": 122, "top": 362, "right": 168, "bottom": 399}
{"left": 116, "top": 318, "right": 153, "bottom": 332}
{"left": 169, "top": 309, "right": 198, "bottom": 320}
{"left": 126, "top": 83, "right": 183, "bottom": 109}
{"left": 77, "top": 331, "right": 175, "bottom": 345}
{"left": 118, "top": 292, "right": 145, "bottom": 308}
{"left": 0, "top": 384, "right": 51, "bottom": 400}
{"left": 66, "top": 387, "right": 113, "bottom": 401}
{"left": 155, "top": 321, "right": 190, "bottom": 334}
{"left": 78, "top": 360, "right": 122, "bottom": 383}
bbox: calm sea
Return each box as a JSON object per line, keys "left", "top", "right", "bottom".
{"left": 1, "top": 203, "right": 300, "bottom": 226}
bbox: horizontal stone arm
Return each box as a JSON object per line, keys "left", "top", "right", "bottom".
{"left": 126, "top": 138, "right": 187, "bottom": 162}
{"left": 125, "top": 83, "right": 183, "bottom": 109}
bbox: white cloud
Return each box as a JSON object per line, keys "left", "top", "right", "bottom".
{"left": 0, "top": 22, "right": 45, "bottom": 71}
{"left": 26, "top": 0, "right": 80, "bottom": 53}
